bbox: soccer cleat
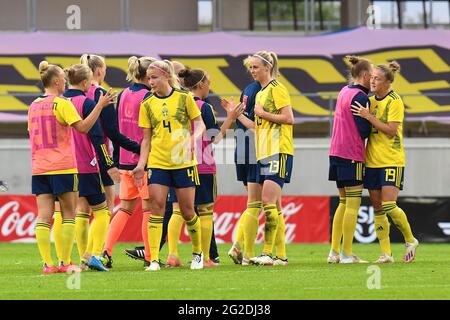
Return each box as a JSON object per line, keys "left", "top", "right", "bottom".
{"left": 125, "top": 246, "right": 146, "bottom": 262}
{"left": 249, "top": 254, "right": 274, "bottom": 266}
{"left": 203, "top": 259, "right": 219, "bottom": 267}
{"left": 375, "top": 254, "right": 395, "bottom": 264}
{"left": 42, "top": 264, "right": 59, "bottom": 274}
{"left": 58, "top": 262, "right": 81, "bottom": 273}
{"left": 101, "top": 250, "right": 113, "bottom": 268}
{"left": 403, "top": 238, "right": 419, "bottom": 263}
{"left": 166, "top": 254, "right": 182, "bottom": 268}
{"left": 339, "top": 252, "right": 369, "bottom": 264}
{"left": 80, "top": 259, "right": 90, "bottom": 271}
{"left": 145, "top": 260, "right": 161, "bottom": 271}
{"left": 241, "top": 257, "right": 250, "bottom": 266}
{"left": 88, "top": 256, "right": 108, "bottom": 271}
{"left": 227, "top": 245, "right": 243, "bottom": 265}
{"left": 211, "top": 256, "right": 220, "bottom": 264}
{"left": 273, "top": 257, "right": 288, "bottom": 266}
{"left": 190, "top": 252, "right": 204, "bottom": 270}
{"left": 327, "top": 249, "right": 340, "bottom": 264}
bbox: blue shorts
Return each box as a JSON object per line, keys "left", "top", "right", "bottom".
{"left": 364, "top": 167, "right": 405, "bottom": 190}
{"left": 148, "top": 166, "right": 199, "bottom": 189}
{"left": 32, "top": 174, "right": 78, "bottom": 196}
{"left": 78, "top": 173, "right": 106, "bottom": 206}
{"left": 235, "top": 163, "right": 258, "bottom": 186}
{"left": 195, "top": 174, "right": 217, "bottom": 205}
{"left": 256, "top": 153, "right": 293, "bottom": 188}
{"left": 100, "top": 167, "right": 114, "bottom": 187}
{"left": 328, "top": 156, "right": 364, "bottom": 188}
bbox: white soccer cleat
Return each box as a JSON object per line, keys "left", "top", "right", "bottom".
{"left": 327, "top": 250, "right": 340, "bottom": 264}
{"left": 375, "top": 253, "right": 395, "bottom": 264}
{"left": 403, "top": 238, "right": 419, "bottom": 263}
{"left": 340, "top": 252, "right": 369, "bottom": 264}
{"left": 145, "top": 260, "right": 161, "bottom": 271}
{"left": 227, "top": 245, "right": 243, "bottom": 265}
{"left": 249, "top": 254, "right": 274, "bottom": 266}
{"left": 241, "top": 256, "right": 250, "bottom": 266}
{"left": 190, "top": 252, "right": 204, "bottom": 270}
{"left": 273, "top": 257, "right": 288, "bottom": 266}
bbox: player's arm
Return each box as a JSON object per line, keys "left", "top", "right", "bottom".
{"left": 83, "top": 101, "right": 120, "bottom": 182}
{"left": 100, "top": 103, "right": 141, "bottom": 155}
{"left": 351, "top": 101, "right": 400, "bottom": 138}
{"left": 254, "top": 104, "right": 294, "bottom": 125}
{"left": 132, "top": 128, "right": 151, "bottom": 186}
{"left": 71, "top": 89, "right": 116, "bottom": 133}
{"left": 204, "top": 103, "right": 243, "bottom": 145}
{"left": 112, "top": 91, "right": 123, "bottom": 166}
{"left": 351, "top": 93, "right": 372, "bottom": 139}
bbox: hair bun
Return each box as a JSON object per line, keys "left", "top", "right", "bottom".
{"left": 177, "top": 68, "right": 191, "bottom": 78}
{"left": 388, "top": 61, "right": 401, "bottom": 73}
{"left": 346, "top": 55, "right": 360, "bottom": 66}
{"left": 39, "top": 61, "right": 49, "bottom": 73}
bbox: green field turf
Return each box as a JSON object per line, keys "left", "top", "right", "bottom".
{"left": 1, "top": 242, "right": 449, "bottom": 300}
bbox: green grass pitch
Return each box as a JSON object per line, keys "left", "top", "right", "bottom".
{"left": 1, "top": 242, "right": 449, "bottom": 300}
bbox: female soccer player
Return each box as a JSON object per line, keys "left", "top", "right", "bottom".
{"left": 167, "top": 67, "right": 243, "bottom": 267}
{"left": 132, "top": 60, "right": 206, "bottom": 271}
{"left": 30, "top": 61, "right": 115, "bottom": 274}
{"left": 327, "top": 56, "right": 372, "bottom": 264}
{"left": 63, "top": 63, "right": 119, "bottom": 271}
{"left": 227, "top": 57, "right": 262, "bottom": 265}
{"left": 80, "top": 54, "right": 141, "bottom": 212}
{"left": 227, "top": 51, "right": 294, "bottom": 266}
{"left": 102, "top": 56, "right": 154, "bottom": 268}
{"left": 351, "top": 61, "right": 419, "bottom": 263}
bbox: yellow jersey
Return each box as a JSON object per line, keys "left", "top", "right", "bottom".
{"left": 365, "top": 90, "right": 405, "bottom": 167}
{"left": 255, "top": 80, "right": 294, "bottom": 160}
{"left": 28, "top": 95, "right": 81, "bottom": 175}
{"left": 138, "top": 88, "right": 201, "bottom": 170}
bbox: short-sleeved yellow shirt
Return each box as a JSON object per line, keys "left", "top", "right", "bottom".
{"left": 139, "top": 88, "right": 201, "bottom": 169}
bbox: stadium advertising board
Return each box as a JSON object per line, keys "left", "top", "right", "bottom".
{"left": 330, "top": 197, "right": 450, "bottom": 243}
{"left": 0, "top": 28, "right": 449, "bottom": 122}
{"left": 0, "top": 195, "right": 330, "bottom": 243}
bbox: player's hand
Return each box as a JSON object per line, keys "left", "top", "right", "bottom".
{"left": 131, "top": 165, "right": 145, "bottom": 187}
{"left": 351, "top": 101, "right": 371, "bottom": 119}
{"left": 97, "top": 88, "right": 117, "bottom": 108}
{"left": 254, "top": 104, "right": 264, "bottom": 117}
{"left": 228, "top": 102, "right": 244, "bottom": 120}
{"left": 107, "top": 167, "right": 121, "bottom": 183}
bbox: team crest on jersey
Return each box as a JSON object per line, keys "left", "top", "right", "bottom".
{"left": 162, "top": 104, "right": 169, "bottom": 117}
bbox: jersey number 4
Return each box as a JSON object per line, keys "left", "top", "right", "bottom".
{"left": 163, "top": 120, "right": 172, "bottom": 133}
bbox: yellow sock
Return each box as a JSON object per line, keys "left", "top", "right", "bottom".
{"left": 198, "top": 207, "right": 213, "bottom": 261}
{"left": 342, "top": 188, "right": 362, "bottom": 256}
{"left": 330, "top": 197, "right": 346, "bottom": 253}
{"left": 374, "top": 209, "right": 391, "bottom": 256}
{"left": 148, "top": 215, "right": 164, "bottom": 262}
{"left": 91, "top": 206, "right": 111, "bottom": 256}
{"left": 36, "top": 221, "right": 54, "bottom": 266}
{"left": 383, "top": 201, "right": 415, "bottom": 243}
{"left": 262, "top": 204, "right": 278, "bottom": 255}
{"left": 275, "top": 210, "right": 286, "bottom": 259}
{"left": 243, "top": 201, "right": 262, "bottom": 258}
{"left": 168, "top": 209, "right": 184, "bottom": 257}
{"left": 235, "top": 210, "right": 247, "bottom": 249}
{"left": 61, "top": 218, "right": 76, "bottom": 265}
{"left": 185, "top": 215, "right": 202, "bottom": 255}
{"left": 75, "top": 211, "right": 90, "bottom": 259}
{"left": 52, "top": 211, "right": 63, "bottom": 262}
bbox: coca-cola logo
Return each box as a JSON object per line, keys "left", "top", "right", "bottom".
{"left": 0, "top": 201, "right": 37, "bottom": 242}
{"left": 181, "top": 201, "right": 304, "bottom": 244}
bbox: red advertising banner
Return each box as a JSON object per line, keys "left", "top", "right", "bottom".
{"left": 0, "top": 195, "right": 330, "bottom": 243}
